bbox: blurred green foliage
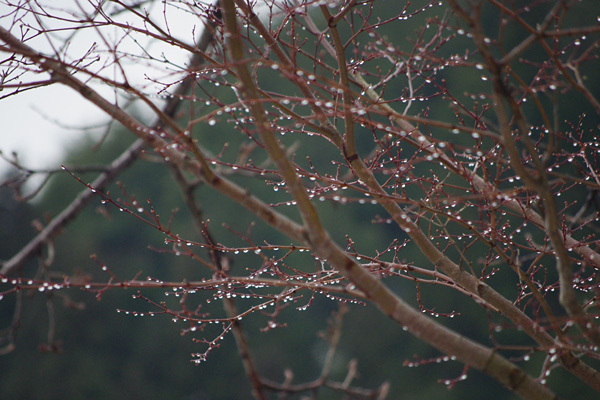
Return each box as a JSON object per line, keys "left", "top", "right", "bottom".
{"left": 1, "top": 1, "right": 599, "bottom": 399}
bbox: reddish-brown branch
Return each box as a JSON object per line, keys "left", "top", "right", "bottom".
{"left": 2, "top": 1, "right": 599, "bottom": 398}
{"left": 218, "top": 2, "right": 561, "bottom": 398}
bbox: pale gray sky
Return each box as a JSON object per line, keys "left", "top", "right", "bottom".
{"left": 0, "top": 0, "right": 286, "bottom": 185}
{"left": 0, "top": 1, "right": 207, "bottom": 177}
{"left": 1, "top": 83, "right": 106, "bottom": 173}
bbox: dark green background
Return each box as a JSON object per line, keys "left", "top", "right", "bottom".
{"left": 1, "top": 1, "right": 599, "bottom": 398}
